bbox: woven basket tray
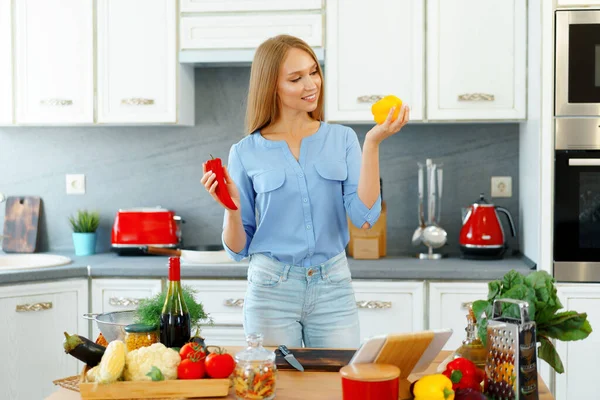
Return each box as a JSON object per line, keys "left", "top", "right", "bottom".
{"left": 53, "top": 375, "right": 81, "bottom": 393}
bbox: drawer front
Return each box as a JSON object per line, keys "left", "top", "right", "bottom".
{"left": 180, "top": 14, "right": 323, "bottom": 50}
{"left": 352, "top": 281, "right": 425, "bottom": 342}
{"left": 91, "top": 279, "right": 163, "bottom": 340}
{"left": 202, "top": 326, "right": 247, "bottom": 347}
{"left": 187, "top": 280, "right": 247, "bottom": 326}
{"left": 181, "top": 0, "right": 322, "bottom": 12}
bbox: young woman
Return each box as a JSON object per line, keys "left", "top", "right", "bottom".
{"left": 201, "top": 35, "right": 409, "bottom": 348}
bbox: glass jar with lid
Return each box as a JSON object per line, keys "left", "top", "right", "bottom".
{"left": 233, "top": 333, "right": 277, "bottom": 400}
{"left": 124, "top": 323, "right": 159, "bottom": 352}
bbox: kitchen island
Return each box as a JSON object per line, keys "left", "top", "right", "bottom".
{"left": 46, "top": 351, "right": 554, "bottom": 400}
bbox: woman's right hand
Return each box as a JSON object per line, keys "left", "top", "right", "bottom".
{"left": 201, "top": 163, "right": 241, "bottom": 211}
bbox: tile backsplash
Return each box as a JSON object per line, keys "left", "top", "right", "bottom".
{"left": 0, "top": 68, "right": 519, "bottom": 256}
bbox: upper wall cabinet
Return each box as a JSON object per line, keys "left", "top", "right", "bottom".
{"left": 325, "top": 0, "right": 424, "bottom": 123}
{"left": 180, "top": 14, "right": 323, "bottom": 51}
{"left": 181, "top": 0, "right": 322, "bottom": 12}
{"left": 179, "top": 1, "right": 324, "bottom": 65}
{"left": 14, "top": 0, "right": 94, "bottom": 124}
{"left": 0, "top": 0, "right": 12, "bottom": 125}
{"left": 426, "top": 0, "right": 526, "bottom": 121}
{"left": 97, "top": 0, "right": 193, "bottom": 125}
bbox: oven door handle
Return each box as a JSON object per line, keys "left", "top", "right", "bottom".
{"left": 569, "top": 159, "right": 600, "bottom": 166}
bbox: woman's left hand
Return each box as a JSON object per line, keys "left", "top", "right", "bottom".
{"left": 365, "top": 104, "right": 410, "bottom": 145}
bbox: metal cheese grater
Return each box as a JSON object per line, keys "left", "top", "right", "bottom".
{"left": 485, "top": 299, "right": 539, "bottom": 400}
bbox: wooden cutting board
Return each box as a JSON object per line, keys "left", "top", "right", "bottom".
{"left": 2, "top": 196, "right": 41, "bottom": 253}
{"left": 275, "top": 348, "right": 355, "bottom": 372}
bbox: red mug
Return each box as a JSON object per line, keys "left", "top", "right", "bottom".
{"left": 340, "top": 363, "right": 400, "bottom": 400}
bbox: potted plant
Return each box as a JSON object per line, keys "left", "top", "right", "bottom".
{"left": 69, "top": 210, "right": 100, "bottom": 256}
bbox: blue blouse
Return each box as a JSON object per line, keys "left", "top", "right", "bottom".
{"left": 221, "top": 121, "right": 382, "bottom": 267}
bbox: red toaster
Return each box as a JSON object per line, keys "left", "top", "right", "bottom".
{"left": 111, "top": 207, "right": 183, "bottom": 254}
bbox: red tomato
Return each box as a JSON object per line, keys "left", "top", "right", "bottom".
{"left": 179, "top": 342, "right": 206, "bottom": 361}
{"left": 177, "top": 358, "right": 206, "bottom": 380}
{"left": 205, "top": 351, "right": 236, "bottom": 379}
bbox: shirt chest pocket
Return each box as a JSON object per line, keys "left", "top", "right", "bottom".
{"left": 253, "top": 169, "right": 286, "bottom": 194}
{"left": 314, "top": 160, "right": 348, "bottom": 182}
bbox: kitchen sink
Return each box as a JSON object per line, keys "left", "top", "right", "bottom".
{"left": 0, "top": 254, "right": 72, "bottom": 270}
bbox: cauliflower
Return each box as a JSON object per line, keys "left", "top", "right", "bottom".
{"left": 124, "top": 343, "right": 181, "bottom": 381}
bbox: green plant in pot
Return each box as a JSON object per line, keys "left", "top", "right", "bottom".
{"left": 69, "top": 209, "right": 100, "bottom": 256}
{"left": 473, "top": 270, "right": 593, "bottom": 374}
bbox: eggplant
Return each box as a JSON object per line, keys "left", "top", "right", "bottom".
{"left": 63, "top": 332, "right": 105, "bottom": 367}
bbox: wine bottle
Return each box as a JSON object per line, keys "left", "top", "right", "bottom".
{"left": 160, "top": 257, "right": 191, "bottom": 348}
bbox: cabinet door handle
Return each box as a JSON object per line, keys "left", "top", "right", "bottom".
{"left": 109, "top": 297, "right": 141, "bottom": 307}
{"left": 569, "top": 159, "right": 600, "bottom": 166}
{"left": 356, "top": 300, "right": 392, "bottom": 309}
{"left": 224, "top": 298, "right": 244, "bottom": 307}
{"left": 40, "top": 99, "right": 73, "bottom": 106}
{"left": 121, "top": 98, "right": 155, "bottom": 106}
{"left": 457, "top": 93, "right": 495, "bottom": 102}
{"left": 357, "top": 95, "right": 384, "bottom": 104}
{"left": 16, "top": 301, "right": 53, "bottom": 312}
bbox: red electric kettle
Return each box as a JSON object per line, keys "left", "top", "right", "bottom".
{"left": 459, "top": 193, "right": 516, "bottom": 259}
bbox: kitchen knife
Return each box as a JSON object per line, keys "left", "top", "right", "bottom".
{"left": 278, "top": 345, "right": 304, "bottom": 372}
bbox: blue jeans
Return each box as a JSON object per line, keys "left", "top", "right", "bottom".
{"left": 243, "top": 251, "right": 360, "bottom": 349}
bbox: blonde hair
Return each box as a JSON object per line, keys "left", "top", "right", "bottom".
{"left": 245, "top": 35, "right": 324, "bottom": 134}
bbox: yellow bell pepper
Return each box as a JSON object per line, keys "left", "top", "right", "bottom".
{"left": 413, "top": 374, "right": 455, "bottom": 400}
{"left": 371, "top": 95, "right": 403, "bottom": 124}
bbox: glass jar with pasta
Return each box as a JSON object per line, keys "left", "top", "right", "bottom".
{"left": 233, "top": 333, "right": 277, "bottom": 400}
{"left": 124, "top": 323, "right": 159, "bottom": 351}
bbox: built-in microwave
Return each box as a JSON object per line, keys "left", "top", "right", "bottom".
{"left": 555, "top": 119, "right": 600, "bottom": 282}
{"left": 556, "top": 10, "right": 600, "bottom": 117}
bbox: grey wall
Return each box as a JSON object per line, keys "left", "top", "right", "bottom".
{"left": 0, "top": 68, "right": 519, "bottom": 257}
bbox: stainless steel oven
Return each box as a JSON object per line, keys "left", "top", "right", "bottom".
{"left": 556, "top": 10, "right": 600, "bottom": 117}
{"left": 555, "top": 119, "right": 600, "bottom": 282}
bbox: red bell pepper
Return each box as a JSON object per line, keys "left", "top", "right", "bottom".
{"left": 442, "top": 357, "right": 483, "bottom": 392}
{"left": 206, "top": 155, "right": 238, "bottom": 210}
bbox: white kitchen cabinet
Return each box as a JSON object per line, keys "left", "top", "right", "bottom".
{"left": 181, "top": 0, "right": 322, "bottom": 12}
{"left": 186, "top": 280, "right": 247, "bottom": 327}
{"left": 97, "top": 0, "right": 194, "bottom": 125}
{"left": 426, "top": 0, "right": 526, "bottom": 120}
{"left": 185, "top": 279, "right": 425, "bottom": 345}
{"left": 201, "top": 326, "right": 247, "bottom": 347}
{"left": 353, "top": 281, "right": 425, "bottom": 342}
{"left": 554, "top": 284, "right": 600, "bottom": 400}
{"left": 0, "top": 279, "right": 88, "bottom": 400}
{"left": 428, "top": 282, "right": 489, "bottom": 350}
{"left": 14, "top": 0, "right": 94, "bottom": 124}
{"left": 186, "top": 280, "right": 247, "bottom": 345}
{"left": 90, "top": 278, "right": 162, "bottom": 340}
{"left": 325, "top": 0, "right": 424, "bottom": 123}
{"left": 180, "top": 14, "right": 323, "bottom": 51}
{"left": 0, "top": 0, "right": 13, "bottom": 125}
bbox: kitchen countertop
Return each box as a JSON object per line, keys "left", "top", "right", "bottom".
{"left": 0, "top": 250, "right": 535, "bottom": 285}
{"left": 46, "top": 350, "right": 554, "bottom": 400}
